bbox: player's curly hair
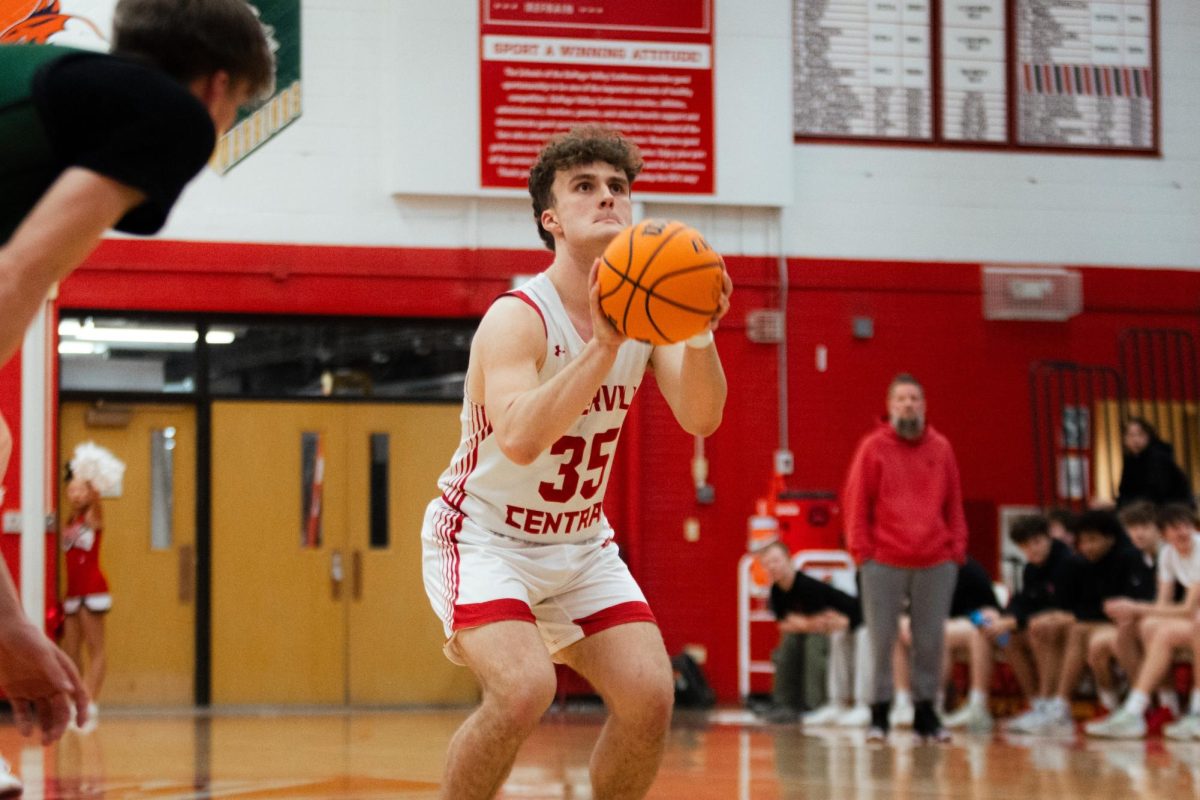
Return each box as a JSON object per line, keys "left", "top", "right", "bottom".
{"left": 528, "top": 126, "right": 643, "bottom": 252}
{"left": 114, "top": 0, "right": 276, "bottom": 101}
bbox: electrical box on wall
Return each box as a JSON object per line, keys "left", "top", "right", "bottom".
{"left": 852, "top": 316, "right": 874, "bottom": 339}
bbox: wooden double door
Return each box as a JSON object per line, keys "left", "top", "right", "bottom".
{"left": 211, "top": 401, "right": 477, "bottom": 705}
{"left": 60, "top": 400, "right": 477, "bottom": 707}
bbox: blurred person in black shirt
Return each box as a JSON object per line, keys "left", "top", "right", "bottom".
{"left": 757, "top": 541, "right": 869, "bottom": 725}
{"left": 979, "top": 514, "right": 1083, "bottom": 733}
{"left": 1115, "top": 418, "right": 1193, "bottom": 509}
{"left": 1015, "top": 510, "right": 1154, "bottom": 735}
{"left": 0, "top": 0, "right": 274, "bottom": 755}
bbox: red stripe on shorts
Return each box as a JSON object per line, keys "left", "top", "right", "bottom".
{"left": 434, "top": 504, "right": 464, "bottom": 622}
{"left": 573, "top": 601, "right": 657, "bottom": 637}
{"left": 454, "top": 598, "right": 536, "bottom": 630}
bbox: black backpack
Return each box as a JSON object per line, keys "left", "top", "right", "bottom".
{"left": 671, "top": 652, "right": 716, "bottom": 709}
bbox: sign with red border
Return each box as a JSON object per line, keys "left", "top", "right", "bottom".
{"left": 480, "top": 1, "right": 714, "bottom": 194}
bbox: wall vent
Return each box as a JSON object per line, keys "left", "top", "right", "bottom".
{"left": 982, "top": 265, "right": 1082, "bottom": 321}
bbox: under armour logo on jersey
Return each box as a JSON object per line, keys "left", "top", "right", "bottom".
{"left": 554, "top": 344, "right": 565, "bottom": 357}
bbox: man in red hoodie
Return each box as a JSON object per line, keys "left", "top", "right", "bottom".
{"left": 842, "top": 373, "right": 968, "bottom": 743}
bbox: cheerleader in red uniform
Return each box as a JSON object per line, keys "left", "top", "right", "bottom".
{"left": 62, "top": 442, "right": 124, "bottom": 731}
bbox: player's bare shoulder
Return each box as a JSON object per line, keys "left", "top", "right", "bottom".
{"left": 466, "top": 294, "right": 549, "bottom": 404}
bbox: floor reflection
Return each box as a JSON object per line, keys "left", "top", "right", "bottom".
{"left": 0, "top": 708, "right": 1195, "bottom": 799}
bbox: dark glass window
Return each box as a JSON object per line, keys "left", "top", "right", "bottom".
{"left": 369, "top": 433, "right": 390, "bottom": 549}
{"left": 58, "top": 315, "right": 200, "bottom": 393}
{"left": 58, "top": 314, "right": 476, "bottom": 402}
{"left": 207, "top": 319, "right": 474, "bottom": 400}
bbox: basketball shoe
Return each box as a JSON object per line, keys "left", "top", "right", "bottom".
{"left": 944, "top": 702, "right": 995, "bottom": 733}
{"left": 1164, "top": 713, "right": 1200, "bottom": 741}
{"left": 913, "top": 700, "right": 952, "bottom": 743}
{"left": 1085, "top": 707, "right": 1146, "bottom": 739}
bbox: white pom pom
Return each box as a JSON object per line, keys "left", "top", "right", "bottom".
{"left": 70, "top": 442, "right": 126, "bottom": 496}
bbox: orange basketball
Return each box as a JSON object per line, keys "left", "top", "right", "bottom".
{"left": 598, "top": 219, "right": 724, "bottom": 346}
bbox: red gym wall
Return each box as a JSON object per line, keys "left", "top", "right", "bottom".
{"left": 58, "top": 240, "right": 1200, "bottom": 701}
{"left": 0, "top": 356, "right": 22, "bottom": 585}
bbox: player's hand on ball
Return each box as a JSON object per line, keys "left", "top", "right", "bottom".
{"left": 588, "top": 258, "right": 626, "bottom": 350}
{"left": 710, "top": 257, "right": 733, "bottom": 332}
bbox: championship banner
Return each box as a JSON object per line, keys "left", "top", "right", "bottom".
{"left": 480, "top": 0, "right": 715, "bottom": 195}
{"left": 0, "top": 0, "right": 301, "bottom": 173}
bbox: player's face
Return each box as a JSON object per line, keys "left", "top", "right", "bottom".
{"left": 1018, "top": 534, "right": 1051, "bottom": 566}
{"left": 1165, "top": 522, "right": 1195, "bottom": 555}
{"left": 544, "top": 162, "right": 632, "bottom": 254}
{"left": 1126, "top": 523, "right": 1160, "bottom": 553}
{"left": 1123, "top": 422, "right": 1150, "bottom": 455}
{"left": 887, "top": 382, "right": 925, "bottom": 438}
{"left": 211, "top": 80, "right": 257, "bottom": 136}
{"left": 757, "top": 547, "right": 791, "bottom": 583}
{"left": 1076, "top": 530, "right": 1111, "bottom": 562}
{"left": 66, "top": 477, "right": 96, "bottom": 509}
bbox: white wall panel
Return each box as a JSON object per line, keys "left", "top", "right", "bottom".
{"left": 153, "top": 0, "right": 1199, "bottom": 268}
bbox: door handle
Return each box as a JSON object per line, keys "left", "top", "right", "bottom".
{"left": 331, "top": 549, "right": 344, "bottom": 601}
{"left": 352, "top": 550, "right": 363, "bottom": 601}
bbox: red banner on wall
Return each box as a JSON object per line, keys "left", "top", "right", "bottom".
{"left": 480, "top": 0, "right": 714, "bottom": 195}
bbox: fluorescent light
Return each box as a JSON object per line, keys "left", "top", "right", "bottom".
{"left": 58, "top": 321, "right": 235, "bottom": 346}
{"left": 58, "top": 342, "right": 106, "bottom": 355}
{"left": 72, "top": 327, "right": 199, "bottom": 344}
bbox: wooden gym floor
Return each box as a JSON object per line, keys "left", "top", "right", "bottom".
{"left": 1, "top": 706, "right": 1198, "bottom": 799}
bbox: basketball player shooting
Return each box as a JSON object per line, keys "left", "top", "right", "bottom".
{"left": 420, "top": 125, "right": 731, "bottom": 799}
{"left": 0, "top": 0, "right": 274, "bottom": 745}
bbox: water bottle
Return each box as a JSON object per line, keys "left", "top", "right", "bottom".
{"left": 969, "top": 609, "right": 1009, "bottom": 647}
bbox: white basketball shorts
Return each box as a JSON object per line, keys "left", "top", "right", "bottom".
{"left": 63, "top": 593, "right": 112, "bottom": 615}
{"left": 421, "top": 498, "right": 656, "bottom": 665}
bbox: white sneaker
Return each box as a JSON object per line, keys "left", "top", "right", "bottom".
{"left": 802, "top": 704, "right": 842, "bottom": 726}
{"left": 944, "top": 703, "right": 994, "bottom": 733}
{"left": 1004, "top": 705, "right": 1045, "bottom": 734}
{"left": 835, "top": 705, "right": 871, "bottom": 727}
{"left": 1085, "top": 708, "right": 1146, "bottom": 739}
{"left": 1028, "top": 701, "right": 1075, "bottom": 736}
{"left": 890, "top": 697, "right": 915, "bottom": 728}
{"left": 1164, "top": 713, "right": 1200, "bottom": 741}
{"left": 0, "top": 757, "right": 21, "bottom": 798}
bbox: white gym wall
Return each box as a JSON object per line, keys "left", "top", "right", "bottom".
{"left": 158, "top": 0, "right": 1198, "bottom": 268}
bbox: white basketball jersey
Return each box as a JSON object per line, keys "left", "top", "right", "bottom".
{"left": 437, "top": 272, "right": 654, "bottom": 543}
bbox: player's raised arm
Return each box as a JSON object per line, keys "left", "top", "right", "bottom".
{"left": 0, "top": 170, "right": 145, "bottom": 364}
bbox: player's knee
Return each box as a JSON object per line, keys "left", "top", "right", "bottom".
{"left": 1029, "top": 618, "right": 1056, "bottom": 643}
{"left": 608, "top": 663, "right": 674, "bottom": 733}
{"left": 503, "top": 681, "right": 557, "bottom": 728}
{"left": 484, "top": 664, "right": 557, "bottom": 726}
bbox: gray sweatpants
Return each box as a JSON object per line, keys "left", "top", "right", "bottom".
{"left": 860, "top": 560, "right": 957, "bottom": 705}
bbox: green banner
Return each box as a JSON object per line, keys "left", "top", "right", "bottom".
{"left": 212, "top": 0, "right": 302, "bottom": 174}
